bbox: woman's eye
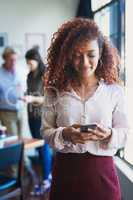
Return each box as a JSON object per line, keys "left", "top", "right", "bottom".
{"left": 88, "top": 54, "right": 95, "bottom": 58}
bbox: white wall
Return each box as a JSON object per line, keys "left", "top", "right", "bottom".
{"left": 0, "top": 0, "right": 79, "bottom": 138}
{"left": 0, "top": 0, "right": 79, "bottom": 83}
{"left": 0, "top": 0, "right": 79, "bottom": 61}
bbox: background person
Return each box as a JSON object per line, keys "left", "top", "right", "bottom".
{"left": 24, "top": 47, "right": 53, "bottom": 195}
{"left": 0, "top": 47, "right": 24, "bottom": 136}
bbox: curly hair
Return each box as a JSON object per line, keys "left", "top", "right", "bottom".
{"left": 45, "top": 17, "right": 121, "bottom": 92}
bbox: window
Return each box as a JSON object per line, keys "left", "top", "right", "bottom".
{"left": 93, "top": 1, "right": 125, "bottom": 81}
{"left": 92, "top": 0, "right": 133, "bottom": 166}
{"left": 123, "top": 0, "right": 133, "bottom": 166}
{"left": 91, "top": 0, "right": 111, "bottom": 12}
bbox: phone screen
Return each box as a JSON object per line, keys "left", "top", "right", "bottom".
{"left": 80, "top": 124, "right": 97, "bottom": 132}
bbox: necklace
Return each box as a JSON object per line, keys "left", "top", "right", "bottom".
{"left": 72, "top": 80, "right": 99, "bottom": 100}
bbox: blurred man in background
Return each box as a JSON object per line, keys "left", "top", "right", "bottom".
{"left": 0, "top": 47, "right": 24, "bottom": 136}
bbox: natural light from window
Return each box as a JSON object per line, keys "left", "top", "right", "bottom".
{"left": 124, "top": 0, "right": 133, "bottom": 165}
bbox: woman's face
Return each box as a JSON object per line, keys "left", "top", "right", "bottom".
{"left": 26, "top": 59, "right": 38, "bottom": 72}
{"left": 71, "top": 39, "right": 100, "bottom": 79}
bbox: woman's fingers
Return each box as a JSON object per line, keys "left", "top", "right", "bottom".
{"left": 97, "top": 124, "right": 107, "bottom": 133}
{"left": 97, "top": 124, "right": 112, "bottom": 139}
{"left": 89, "top": 134, "right": 100, "bottom": 141}
{"left": 71, "top": 124, "right": 81, "bottom": 129}
{"left": 71, "top": 131, "right": 93, "bottom": 144}
{"left": 70, "top": 124, "right": 110, "bottom": 144}
{"left": 88, "top": 129, "right": 105, "bottom": 138}
{"left": 72, "top": 133, "right": 99, "bottom": 143}
{"left": 69, "top": 124, "right": 111, "bottom": 144}
{"left": 80, "top": 133, "right": 93, "bottom": 140}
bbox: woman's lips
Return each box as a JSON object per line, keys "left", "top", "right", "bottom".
{"left": 82, "top": 67, "right": 93, "bottom": 71}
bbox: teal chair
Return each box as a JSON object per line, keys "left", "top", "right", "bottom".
{"left": 0, "top": 142, "right": 24, "bottom": 200}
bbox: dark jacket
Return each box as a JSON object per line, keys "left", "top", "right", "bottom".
{"left": 27, "top": 68, "right": 44, "bottom": 119}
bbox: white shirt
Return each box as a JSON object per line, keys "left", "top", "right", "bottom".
{"left": 41, "top": 80, "right": 129, "bottom": 156}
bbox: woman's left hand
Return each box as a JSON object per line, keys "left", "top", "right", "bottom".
{"left": 88, "top": 124, "right": 112, "bottom": 141}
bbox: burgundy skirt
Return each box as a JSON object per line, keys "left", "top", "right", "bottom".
{"left": 49, "top": 152, "right": 121, "bottom": 200}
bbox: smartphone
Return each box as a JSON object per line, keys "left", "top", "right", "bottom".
{"left": 80, "top": 124, "right": 98, "bottom": 132}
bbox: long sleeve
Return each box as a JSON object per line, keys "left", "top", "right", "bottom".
{"left": 41, "top": 82, "right": 130, "bottom": 155}
{"left": 40, "top": 100, "right": 66, "bottom": 150}
{"left": 107, "top": 87, "right": 130, "bottom": 149}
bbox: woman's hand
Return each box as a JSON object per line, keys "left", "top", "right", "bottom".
{"left": 62, "top": 124, "right": 93, "bottom": 145}
{"left": 62, "top": 124, "right": 112, "bottom": 145}
{"left": 87, "top": 124, "right": 112, "bottom": 142}
{"left": 20, "top": 95, "right": 35, "bottom": 103}
{"left": 21, "top": 95, "right": 44, "bottom": 105}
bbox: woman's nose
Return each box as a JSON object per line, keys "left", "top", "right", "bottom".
{"left": 82, "top": 55, "right": 91, "bottom": 67}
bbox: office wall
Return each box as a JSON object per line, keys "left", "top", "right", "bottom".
{"left": 0, "top": 0, "right": 79, "bottom": 88}
{"left": 0, "top": 0, "right": 79, "bottom": 137}
{"left": 0, "top": 0, "right": 79, "bottom": 63}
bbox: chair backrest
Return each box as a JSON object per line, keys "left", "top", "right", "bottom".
{"left": 0, "top": 142, "right": 24, "bottom": 170}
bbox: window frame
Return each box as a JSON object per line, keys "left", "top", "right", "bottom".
{"left": 91, "top": 0, "right": 132, "bottom": 166}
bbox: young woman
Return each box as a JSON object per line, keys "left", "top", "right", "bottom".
{"left": 41, "top": 18, "right": 129, "bottom": 200}
{"left": 24, "top": 47, "right": 52, "bottom": 194}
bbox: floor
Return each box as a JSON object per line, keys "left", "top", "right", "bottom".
{"left": 8, "top": 156, "right": 51, "bottom": 200}
{"left": 23, "top": 157, "right": 51, "bottom": 200}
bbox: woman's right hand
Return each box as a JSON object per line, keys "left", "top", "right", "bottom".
{"left": 62, "top": 124, "right": 93, "bottom": 145}
{"left": 20, "top": 95, "right": 34, "bottom": 103}
{"left": 21, "top": 95, "right": 44, "bottom": 105}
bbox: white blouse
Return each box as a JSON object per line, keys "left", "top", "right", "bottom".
{"left": 41, "top": 80, "right": 129, "bottom": 156}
